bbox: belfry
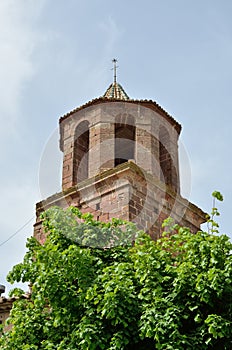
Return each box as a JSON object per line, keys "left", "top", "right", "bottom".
{"left": 34, "top": 60, "right": 206, "bottom": 243}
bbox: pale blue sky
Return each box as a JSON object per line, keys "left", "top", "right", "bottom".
{"left": 1, "top": 0, "right": 232, "bottom": 294}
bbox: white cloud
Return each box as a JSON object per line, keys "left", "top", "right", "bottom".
{"left": 0, "top": 0, "right": 47, "bottom": 294}
{"left": 0, "top": 0, "right": 46, "bottom": 134}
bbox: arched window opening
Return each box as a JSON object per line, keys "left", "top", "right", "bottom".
{"left": 73, "top": 121, "right": 89, "bottom": 183}
{"left": 159, "top": 126, "right": 172, "bottom": 186}
{"left": 115, "top": 115, "right": 135, "bottom": 166}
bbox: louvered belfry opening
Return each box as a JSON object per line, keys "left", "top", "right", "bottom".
{"left": 159, "top": 125, "right": 177, "bottom": 190}
{"left": 114, "top": 114, "right": 135, "bottom": 166}
{"left": 115, "top": 124, "right": 135, "bottom": 166}
{"left": 73, "top": 121, "right": 89, "bottom": 183}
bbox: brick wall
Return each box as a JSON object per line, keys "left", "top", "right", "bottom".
{"left": 59, "top": 101, "right": 181, "bottom": 193}
{"left": 34, "top": 162, "right": 206, "bottom": 244}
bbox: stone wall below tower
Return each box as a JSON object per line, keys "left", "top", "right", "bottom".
{"left": 34, "top": 161, "right": 206, "bottom": 244}
{"left": 0, "top": 294, "right": 30, "bottom": 333}
{"left": 0, "top": 298, "right": 12, "bottom": 332}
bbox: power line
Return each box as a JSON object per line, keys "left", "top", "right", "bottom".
{"left": 0, "top": 216, "right": 35, "bottom": 247}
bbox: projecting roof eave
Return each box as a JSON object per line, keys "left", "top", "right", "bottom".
{"left": 59, "top": 97, "right": 182, "bottom": 134}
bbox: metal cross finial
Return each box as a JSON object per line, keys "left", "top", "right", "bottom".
{"left": 112, "top": 58, "right": 118, "bottom": 84}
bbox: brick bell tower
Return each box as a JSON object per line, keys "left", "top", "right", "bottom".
{"left": 34, "top": 61, "right": 206, "bottom": 243}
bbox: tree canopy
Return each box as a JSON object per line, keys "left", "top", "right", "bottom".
{"left": 1, "top": 205, "right": 232, "bottom": 349}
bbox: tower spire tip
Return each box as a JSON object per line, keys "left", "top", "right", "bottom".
{"left": 112, "top": 58, "right": 118, "bottom": 84}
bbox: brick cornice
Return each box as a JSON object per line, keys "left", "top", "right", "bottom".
{"left": 35, "top": 161, "right": 206, "bottom": 225}
{"left": 59, "top": 98, "right": 182, "bottom": 134}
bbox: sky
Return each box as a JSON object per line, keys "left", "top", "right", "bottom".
{"left": 1, "top": 0, "right": 232, "bottom": 295}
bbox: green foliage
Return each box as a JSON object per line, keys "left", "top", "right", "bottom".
{"left": 1, "top": 206, "right": 232, "bottom": 349}
{"left": 207, "top": 191, "right": 224, "bottom": 234}
{"left": 212, "top": 191, "right": 223, "bottom": 202}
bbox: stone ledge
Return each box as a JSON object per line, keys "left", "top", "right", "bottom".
{"left": 35, "top": 161, "right": 207, "bottom": 230}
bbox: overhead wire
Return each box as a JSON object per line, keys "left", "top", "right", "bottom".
{"left": 0, "top": 216, "right": 35, "bottom": 247}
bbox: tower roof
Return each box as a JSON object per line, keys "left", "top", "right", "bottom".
{"left": 103, "top": 82, "right": 130, "bottom": 100}
{"left": 59, "top": 58, "right": 181, "bottom": 134}
{"left": 60, "top": 97, "right": 181, "bottom": 134}
{"left": 102, "top": 58, "right": 130, "bottom": 100}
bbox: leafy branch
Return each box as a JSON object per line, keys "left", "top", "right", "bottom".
{"left": 207, "top": 191, "right": 223, "bottom": 234}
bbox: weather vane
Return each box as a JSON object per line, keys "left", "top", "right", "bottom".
{"left": 112, "top": 58, "right": 118, "bottom": 84}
